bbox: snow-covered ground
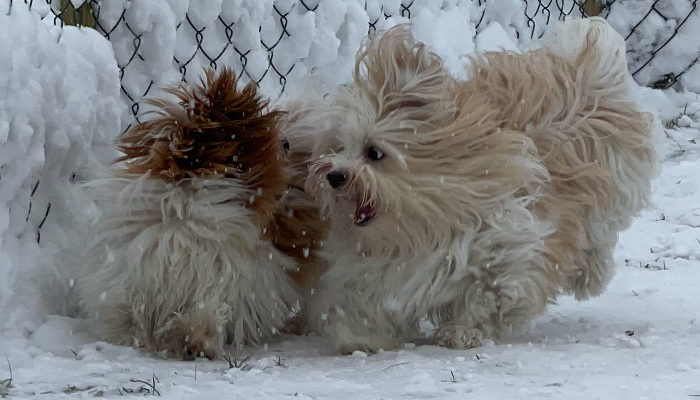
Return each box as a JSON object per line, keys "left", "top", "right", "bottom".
{"left": 1, "top": 1, "right": 700, "bottom": 399}
{"left": 1, "top": 63, "right": 699, "bottom": 400}
{"left": 2, "top": 117, "right": 700, "bottom": 399}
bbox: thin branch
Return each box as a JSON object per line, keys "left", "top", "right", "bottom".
{"left": 381, "top": 362, "right": 411, "bottom": 372}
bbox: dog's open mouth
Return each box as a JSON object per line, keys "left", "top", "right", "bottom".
{"left": 354, "top": 198, "right": 376, "bottom": 226}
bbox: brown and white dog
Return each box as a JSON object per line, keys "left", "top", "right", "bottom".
{"left": 79, "top": 69, "right": 305, "bottom": 359}
{"left": 303, "top": 19, "right": 656, "bottom": 353}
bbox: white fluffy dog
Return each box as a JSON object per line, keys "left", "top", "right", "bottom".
{"left": 303, "top": 19, "right": 655, "bottom": 353}
{"left": 79, "top": 69, "right": 300, "bottom": 359}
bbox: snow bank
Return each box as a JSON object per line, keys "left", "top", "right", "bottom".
{"left": 0, "top": 2, "right": 121, "bottom": 334}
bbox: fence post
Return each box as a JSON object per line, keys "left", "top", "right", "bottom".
{"left": 59, "top": 0, "right": 96, "bottom": 28}
{"left": 583, "top": 0, "right": 604, "bottom": 16}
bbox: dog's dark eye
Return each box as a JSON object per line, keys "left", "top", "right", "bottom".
{"left": 367, "top": 146, "right": 384, "bottom": 161}
{"left": 282, "top": 139, "right": 290, "bottom": 153}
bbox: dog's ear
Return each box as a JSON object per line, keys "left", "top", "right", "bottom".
{"left": 354, "top": 24, "right": 447, "bottom": 113}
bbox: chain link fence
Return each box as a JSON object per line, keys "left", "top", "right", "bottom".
{"left": 12, "top": 0, "right": 700, "bottom": 132}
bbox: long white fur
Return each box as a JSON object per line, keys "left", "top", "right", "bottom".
{"left": 538, "top": 17, "right": 629, "bottom": 99}
{"left": 79, "top": 171, "right": 299, "bottom": 357}
{"left": 537, "top": 18, "right": 655, "bottom": 297}
{"left": 304, "top": 19, "right": 655, "bottom": 353}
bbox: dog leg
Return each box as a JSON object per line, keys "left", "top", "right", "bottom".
{"left": 433, "top": 281, "right": 502, "bottom": 350}
{"left": 436, "top": 267, "right": 559, "bottom": 349}
{"left": 435, "top": 325, "right": 484, "bottom": 349}
{"left": 568, "top": 227, "right": 617, "bottom": 300}
{"left": 434, "top": 278, "right": 542, "bottom": 349}
{"left": 163, "top": 309, "right": 224, "bottom": 360}
{"left": 331, "top": 316, "right": 403, "bottom": 355}
{"left": 327, "top": 294, "right": 404, "bottom": 354}
{"left": 435, "top": 208, "right": 558, "bottom": 349}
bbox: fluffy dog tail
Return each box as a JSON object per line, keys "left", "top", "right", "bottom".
{"left": 541, "top": 17, "right": 629, "bottom": 99}
{"left": 538, "top": 18, "right": 656, "bottom": 300}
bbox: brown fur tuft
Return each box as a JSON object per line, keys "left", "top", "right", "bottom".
{"left": 115, "top": 68, "right": 286, "bottom": 223}
{"left": 266, "top": 106, "right": 330, "bottom": 333}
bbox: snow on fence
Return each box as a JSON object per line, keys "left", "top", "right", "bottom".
{"left": 14, "top": 0, "right": 700, "bottom": 133}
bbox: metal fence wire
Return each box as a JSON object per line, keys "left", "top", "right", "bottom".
{"left": 15, "top": 0, "right": 700, "bottom": 132}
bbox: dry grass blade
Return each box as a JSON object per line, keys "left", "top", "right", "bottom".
{"left": 440, "top": 370, "right": 460, "bottom": 383}
{"left": 127, "top": 373, "right": 161, "bottom": 396}
{"left": 223, "top": 353, "right": 252, "bottom": 371}
{"left": 273, "top": 355, "right": 288, "bottom": 368}
{"left": 0, "top": 358, "right": 12, "bottom": 396}
{"left": 63, "top": 385, "right": 96, "bottom": 394}
{"left": 381, "top": 362, "right": 411, "bottom": 372}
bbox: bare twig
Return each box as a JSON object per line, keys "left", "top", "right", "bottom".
{"left": 441, "top": 370, "right": 459, "bottom": 383}
{"left": 273, "top": 355, "right": 288, "bottom": 368}
{"left": 223, "top": 353, "right": 252, "bottom": 371}
{"left": 63, "top": 385, "right": 96, "bottom": 394}
{"left": 0, "top": 358, "right": 12, "bottom": 396}
{"left": 36, "top": 202, "right": 52, "bottom": 244}
{"left": 381, "top": 361, "right": 411, "bottom": 372}
{"left": 128, "top": 373, "right": 160, "bottom": 396}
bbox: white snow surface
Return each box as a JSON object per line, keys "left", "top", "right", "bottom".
{"left": 1, "top": 1, "right": 700, "bottom": 399}
{"left": 2, "top": 90, "right": 700, "bottom": 399}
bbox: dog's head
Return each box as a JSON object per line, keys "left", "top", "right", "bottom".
{"left": 305, "top": 25, "right": 546, "bottom": 257}
{"left": 115, "top": 68, "right": 286, "bottom": 224}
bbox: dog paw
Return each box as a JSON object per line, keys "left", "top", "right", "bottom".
{"left": 330, "top": 319, "right": 394, "bottom": 354}
{"left": 435, "top": 325, "right": 483, "bottom": 349}
{"left": 181, "top": 332, "right": 220, "bottom": 361}
{"left": 336, "top": 337, "right": 397, "bottom": 355}
{"left": 160, "top": 313, "right": 224, "bottom": 360}
{"left": 333, "top": 323, "right": 400, "bottom": 355}
{"left": 280, "top": 313, "right": 312, "bottom": 336}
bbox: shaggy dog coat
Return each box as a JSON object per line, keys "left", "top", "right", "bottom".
{"left": 304, "top": 19, "right": 655, "bottom": 353}
{"left": 79, "top": 69, "right": 300, "bottom": 359}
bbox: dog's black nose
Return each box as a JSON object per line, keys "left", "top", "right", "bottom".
{"left": 326, "top": 171, "right": 348, "bottom": 189}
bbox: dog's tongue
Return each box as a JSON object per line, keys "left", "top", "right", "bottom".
{"left": 354, "top": 199, "right": 374, "bottom": 226}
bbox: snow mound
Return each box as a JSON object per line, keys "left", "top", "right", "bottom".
{"left": 0, "top": 2, "right": 121, "bottom": 335}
